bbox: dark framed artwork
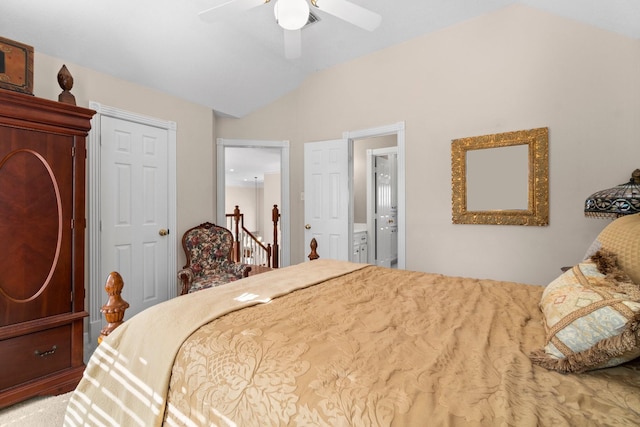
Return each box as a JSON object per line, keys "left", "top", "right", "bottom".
{"left": 0, "top": 36, "right": 34, "bottom": 95}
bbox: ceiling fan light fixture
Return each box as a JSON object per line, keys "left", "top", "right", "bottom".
{"left": 274, "top": 0, "right": 310, "bottom": 30}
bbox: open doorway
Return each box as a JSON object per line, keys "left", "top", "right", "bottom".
{"left": 216, "top": 139, "right": 291, "bottom": 267}
{"left": 353, "top": 136, "right": 398, "bottom": 268}
{"left": 344, "top": 122, "right": 405, "bottom": 269}
{"left": 224, "top": 146, "right": 280, "bottom": 238}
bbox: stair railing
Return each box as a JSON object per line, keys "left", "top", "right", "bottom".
{"left": 226, "top": 205, "right": 280, "bottom": 268}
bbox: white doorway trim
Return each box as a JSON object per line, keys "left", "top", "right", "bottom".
{"left": 343, "top": 122, "right": 406, "bottom": 269}
{"left": 216, "top": 138, "right": 291, "bottom": 267}
{"left": 87, "top": 102, "right": 177, "bottom": 353}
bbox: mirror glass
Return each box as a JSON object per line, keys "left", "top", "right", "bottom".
{"left": 451, "top": 127, "right": 549, "bottom": 226}
{"left": 466, "top": 144, "right": 528, "bottom": 211}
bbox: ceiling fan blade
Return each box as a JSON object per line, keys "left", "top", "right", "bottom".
{"left": 283, "top": 29, "right": 302, "bottom": 59}
{"left": 312, "top": 0, "right": 381, "bottom": 31}
{"left": 199, "top": 0, "right": 269, "bottom": 22}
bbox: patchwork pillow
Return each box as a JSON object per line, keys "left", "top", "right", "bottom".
{"left": 583, "top": 213, "right": 640, "bottom": 285}
{"left": 530, "top": 250, "right": 640, "bottom": 373}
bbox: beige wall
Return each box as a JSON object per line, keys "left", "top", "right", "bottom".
{"left": 32, "top": 53, "right": 216, "bottom": 270}
{"left": 27, "top": 4, "right": 640, "bottom": 286}
{"left": 216, "top": 4, "right": 640, "bottom": 285}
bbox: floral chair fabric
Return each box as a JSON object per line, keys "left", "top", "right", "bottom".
{"left": 178, "top": 222, "right": 251, "bottom": 295}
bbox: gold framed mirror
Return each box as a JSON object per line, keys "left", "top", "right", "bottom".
{"left": 451, "top": 127, "right": 549, "bottom": 226}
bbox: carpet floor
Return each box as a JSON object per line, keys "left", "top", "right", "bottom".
{"left": 0, "top": 392, "right": 71, "bottom": 426}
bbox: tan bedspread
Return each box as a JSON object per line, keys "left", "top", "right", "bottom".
{"left": 64, "top": 259, "right": 367, "bottom": 427}
{"left": 164, "top": 264, "right": 640, "bottom": 426}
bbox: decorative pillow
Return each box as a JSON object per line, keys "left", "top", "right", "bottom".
{"left": 583, "top": 213, "right": 640, "bottom": 285}
{"left": 530, "top": 250, "right": 640, "bottom": 373}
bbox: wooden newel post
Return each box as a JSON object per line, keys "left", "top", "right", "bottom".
{"left": 99, "top": 272, "right": 130, "bottom": 344}
{"left": 308, "top": 238, "right": 319, "bottom": 261}
{"left": 233, "top": 205, "right": 241, "bottom": 262}
{"left": 271, "top": 204, "right": 280, "bottom": 268}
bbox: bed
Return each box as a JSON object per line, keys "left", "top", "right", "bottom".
{"left": 64, "top": 214, "right": 640, "bottom": 426}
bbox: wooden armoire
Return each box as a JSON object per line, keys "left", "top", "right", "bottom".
{"left": 0, "top": 90, "right": 95, "bottom": 408}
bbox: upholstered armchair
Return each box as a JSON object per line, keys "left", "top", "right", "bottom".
{"left": 178, "top": 222, "right": 251, "bottom": 295}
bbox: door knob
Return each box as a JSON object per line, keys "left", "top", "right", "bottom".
{"left": 159, "top": 229, "right": 169, "bottom": 236}
{"left": 305, "top": 224, "right": 311, "bottom": 229}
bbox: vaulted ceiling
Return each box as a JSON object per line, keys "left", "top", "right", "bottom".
{"left": 2, "top": 1, "right": 639, "bottom": 118}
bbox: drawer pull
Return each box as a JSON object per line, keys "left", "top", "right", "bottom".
{"left": 34, "top": 345, "right": 57, "bottom": 357}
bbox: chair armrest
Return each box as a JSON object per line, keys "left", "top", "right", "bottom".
{"left": 177, "top": 267, "right": 194, "bottom": 295}
{"left": 239, "top": 263, "right": 251, "bottom": 278}
{"left": 219, "top": 260, "right": 251, "bottom": 278}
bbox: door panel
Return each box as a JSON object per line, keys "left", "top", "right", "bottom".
{"left": 100, "top": 116, "right": 169, "bottom": 322}
{"left": 304, "top": 140, "right": 350, "bottom": 261}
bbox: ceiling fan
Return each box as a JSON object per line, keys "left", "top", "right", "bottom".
{"left": 198, "top": 0, "right": 382, "bottom": 59}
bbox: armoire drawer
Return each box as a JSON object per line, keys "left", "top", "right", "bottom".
{"left": 0, "top": 325, "right": 72, "bottom": 391}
